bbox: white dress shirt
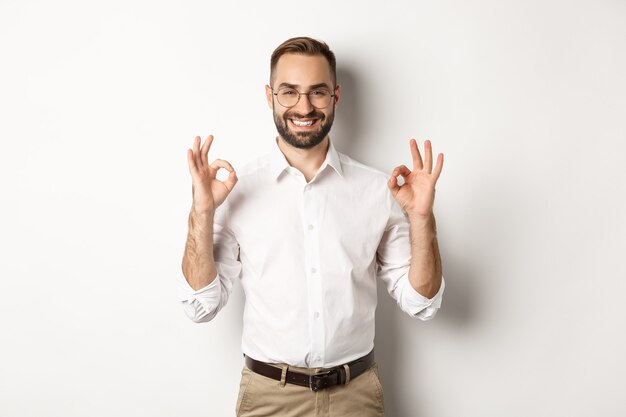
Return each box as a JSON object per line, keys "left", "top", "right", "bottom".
{"left": 177, "top": 137, "right": 445, "bottom": 368}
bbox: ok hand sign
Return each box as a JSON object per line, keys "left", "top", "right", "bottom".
{"left": 388, "top": 139, "right": 444, "bottom": 219}
{"left": 187, "top": 135, "right": 238, "bottom": 214}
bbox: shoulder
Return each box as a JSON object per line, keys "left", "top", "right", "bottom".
{"left": 336, "top": 151, "right": 395, "bottom": 211}
{"left": 337, "top": 151, "right": 391, "bottom": 186}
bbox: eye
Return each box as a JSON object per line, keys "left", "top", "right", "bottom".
{"left": 310, "top": 89, "right": 329, "bottom": 97}
{"left": 280, "top": 89, "right": 297, "bottom": 96}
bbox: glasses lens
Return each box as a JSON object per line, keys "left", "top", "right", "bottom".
{"left": 309, "top": 89, "right": 331, "bottom": 109}
{"left": 277, "top": 88, "right": 299, "bottom": 107}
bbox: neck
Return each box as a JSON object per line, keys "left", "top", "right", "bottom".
{"left": 276, "top": 136, "right": 330, "bottom": 182}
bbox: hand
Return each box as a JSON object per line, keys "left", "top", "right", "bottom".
{"left": 187, "top": 135, "right": 237, "bottom": 213}
{"left": 388, "top": 139, "right": 443, "bottom": 219}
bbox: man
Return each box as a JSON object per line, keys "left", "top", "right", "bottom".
{"left": 178, "top": 36, "right": 445, "bottom": 417}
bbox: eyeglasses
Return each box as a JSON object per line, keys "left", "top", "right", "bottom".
{"left": 272, "top": 86, "right": 336, "bottom": 109}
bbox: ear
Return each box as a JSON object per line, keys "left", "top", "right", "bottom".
{"left": 265, "top": 84, "right": 273, "bottom": 109}
{"left": 333, "top": 83, "right": 341, "bottom": 109}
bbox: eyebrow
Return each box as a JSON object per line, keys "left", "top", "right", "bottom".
{"left": 277, "top": 82, "right": 332, "bottom": 90}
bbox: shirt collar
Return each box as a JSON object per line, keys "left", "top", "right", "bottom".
{"left": 269, "top": 137, "right": 343, "bottom": 181}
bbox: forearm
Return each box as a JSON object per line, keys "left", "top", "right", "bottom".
{"left": 182, "top": 208, "right": 218, "bottom": 291}
{"left": 407, "top": 211, "right": 443, "bottom": 299}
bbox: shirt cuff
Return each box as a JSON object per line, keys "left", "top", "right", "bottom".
{"left": 176, "top": 273, "right": 222, "bottom": 322}
{"left": 402, "top": 275, "right": 445, "bottom": 319}
{"left": 176, "top": 273, "right": 221, "bottom": 301}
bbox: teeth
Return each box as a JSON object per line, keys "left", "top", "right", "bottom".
{"left": 292, "top": 119, "right": 315, "bottom": 126}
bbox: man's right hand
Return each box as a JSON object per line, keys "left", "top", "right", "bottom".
{"left": 187, "top": 135, "right": 238, "bottom": 214}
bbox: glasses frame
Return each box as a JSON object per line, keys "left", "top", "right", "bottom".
{"left": 271, "top": 85, "right": 337, "bottom": 109}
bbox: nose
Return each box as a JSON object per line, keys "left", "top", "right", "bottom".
{"left": 292, "top": 92, "right": 315, "bottom": 114}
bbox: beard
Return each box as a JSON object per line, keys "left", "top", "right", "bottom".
{"left": 273, "top": 104, "right": 335, "bottom": 149}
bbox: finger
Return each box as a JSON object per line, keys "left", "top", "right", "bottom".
{"left": 410, "top": 139, "right": 423, "bottom": 171}
{"left": 433, "top": 153, "right": 444, "bottom": 181}
{"left": 187, "top": 148, "right": 198, "bottom": 176}
{"left": 388, "top": 175, "right": 400, "bottom": 194}
{"left": 223, "top": 168, "right": 238, "bottom": 191}
{"left": 424, "top": 139, "right": 433, "bottom": 174}
{"left": 210, "top": 158, "right": 235, "bottom": 173}
{"left": 392, "top": 164, "right": 412, "bottom": 178}
{"left": 200, "top": 135, "right": 213, "bottom": 169}
{"left": 192, "top": 136, "right": 203, "bottom": 169}
{"left": 211, "top": 159, "right": 238, "bottom": 190}
{"left": 192, "top": 135, "right": 201, "bottom": 154}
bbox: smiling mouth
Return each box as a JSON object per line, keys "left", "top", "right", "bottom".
{"left": 289, "top": 118, "right": 320, "bottom": 128}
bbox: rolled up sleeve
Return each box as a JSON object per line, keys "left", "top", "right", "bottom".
{"left": 398, "top": 274, "right": 445, "bottom": 320}
{"left": 176, "top": 273, "right": 224, "bottom": 323}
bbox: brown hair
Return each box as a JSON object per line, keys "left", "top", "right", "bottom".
{"left": 270, "top": 36, "right": 337, "bottom": 87}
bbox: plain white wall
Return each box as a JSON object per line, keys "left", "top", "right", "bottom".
{"left": 1, "top": 0, "right": 625, "bottom": 416}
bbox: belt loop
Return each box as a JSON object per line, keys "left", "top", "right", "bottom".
{"left": 279, "top": 364, "right": 289, "bottom": 388}
{"left": 342, "top": 364, "right": 351, "bottom": 385}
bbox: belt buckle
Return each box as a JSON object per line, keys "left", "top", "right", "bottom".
{"left": 308, "top": 369, "right": 337, "bottom": 392}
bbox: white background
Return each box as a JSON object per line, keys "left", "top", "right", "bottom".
{"left": 1, "top": 1, "right": 625, "bottom": 416}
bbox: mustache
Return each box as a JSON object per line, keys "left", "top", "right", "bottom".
{"left": 283, "top": 109, "right": 325, "bottom": 120}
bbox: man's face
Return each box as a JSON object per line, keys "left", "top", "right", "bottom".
{"left": 265, "top": 53, "right": 340, "bottom": 149}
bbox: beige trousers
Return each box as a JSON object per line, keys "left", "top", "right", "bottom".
{"left": 235, "top": 361, "right": 385, "bottom": 417}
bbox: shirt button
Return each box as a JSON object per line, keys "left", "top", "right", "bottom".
{"left": 311, "top": 267, "right": 317, "bottom": 274}
{"left": 308, "top": 224, "right": 314, "bottom": 230}
{"left": 314, "top": 312, "right": 319, "bottom": 319}
{"left": 315, "top": 356, "right": 321, "bottom": 362}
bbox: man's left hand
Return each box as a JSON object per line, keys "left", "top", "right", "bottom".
{"left": 388, "top": 139, "right": 444, "bottom": 219}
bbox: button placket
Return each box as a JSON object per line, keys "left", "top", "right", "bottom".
{"left": 303, "top": 183, "right": 325, "bottom": 367}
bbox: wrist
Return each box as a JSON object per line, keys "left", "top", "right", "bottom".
{"left": 406, "top": 210, "right": 433, "bottom": 223}
{"left": 191, "top": 205, "right": 215, "bottom": 218}
{"left": 407, "top": 211, "right": 437, "bottom": 242}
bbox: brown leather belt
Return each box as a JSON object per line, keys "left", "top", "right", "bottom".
{"left": 244, "top": 350, "right": 375, "bottom": 392}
